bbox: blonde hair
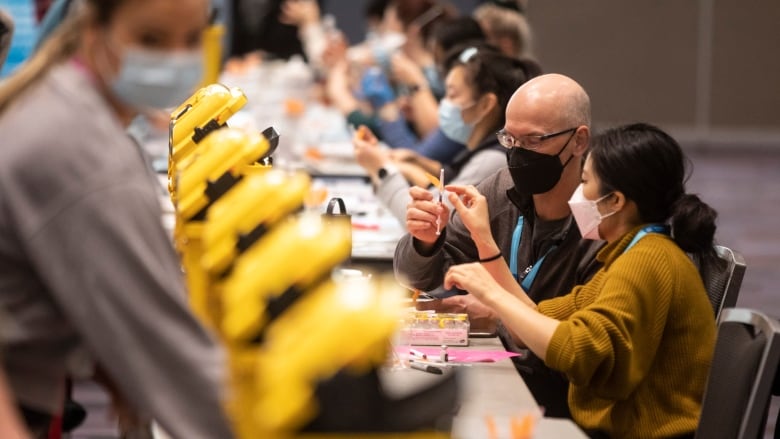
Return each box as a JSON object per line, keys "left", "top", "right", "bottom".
{"left": 473, "top": 4, "right": 534, "bottom": 59}
{"left": 0, "top": 2, "right": 92, "bottom": 116}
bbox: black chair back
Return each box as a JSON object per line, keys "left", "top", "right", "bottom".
{"left": 696, "top": 308, "right": 780, "bottom": 439}
{"left": 698, "top": 245, "right": 746, "bottom": 320}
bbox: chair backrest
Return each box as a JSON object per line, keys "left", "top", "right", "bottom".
{"left": 696, "top": 308, "right": 780, "bottom": 439}
{"left": 699, "top": 245, "right": 747, "bottom": 320}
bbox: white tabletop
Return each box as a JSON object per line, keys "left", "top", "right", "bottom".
{"left": 380, "top": 338, "right": 588, "bottom": 439}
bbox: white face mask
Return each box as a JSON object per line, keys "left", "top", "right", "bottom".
{"left": 568, "top": 184, "right": 615, "bottom": 240}
{"left": 110, "top": 47, "right": 203, "bottom": 110}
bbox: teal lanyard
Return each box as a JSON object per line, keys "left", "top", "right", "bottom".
{"left": 509, "top": 216, "right": 558, "bottom": 291}
{"left": 624, "top": 224, "right": 670, "bottom": 253}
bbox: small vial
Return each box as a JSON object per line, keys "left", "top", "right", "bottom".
{"left": 440, "top": 345, "right": 449, "bottom": 362}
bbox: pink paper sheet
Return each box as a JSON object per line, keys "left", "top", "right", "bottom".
{"left": 395, "top": 346, "right": 521, "bottom": 363}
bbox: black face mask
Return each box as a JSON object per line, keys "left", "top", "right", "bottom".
{"left": 506, "top": 132, "right": 575, "bottom": 195}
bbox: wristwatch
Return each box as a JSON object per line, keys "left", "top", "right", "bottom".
{"left": 374, "top": 163, "right": 400, "bottom": 186}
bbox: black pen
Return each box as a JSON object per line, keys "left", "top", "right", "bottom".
{"left": 409, "top": 361, "right": 443, "bottom": 375}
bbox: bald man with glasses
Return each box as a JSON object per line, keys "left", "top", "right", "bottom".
{"left": 394, "top": 73, "right": 604, "bottom": 419}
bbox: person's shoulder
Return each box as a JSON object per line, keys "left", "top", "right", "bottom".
{"left": 644, "top": 234, "right": 700, "bottom": 273}
{"left": 0, "top": 63, "right": 109, "bottom": 142}
{"left": 1, "top": 64, "right": 128, "bottom": 163}
{"left": 0, "top": 65, "right": 141, "bottom": 208}
{"left": 469, "top": 147, "right": 505, "bottom": 162}
{"left": 454, "top": 149, "right": 506, "bottom": 185}
{"left": 616, "top": 234, "right": 696, "bottom": 280}
{"left": 475, "top": 167, "right": 512, "bottom": 194}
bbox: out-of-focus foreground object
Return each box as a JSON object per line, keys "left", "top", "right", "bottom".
{"left": 166, "top": 84, "right": 458, "bottom": 438}
{"left": 0, "top": 9, "right": 15, "bottom": 71}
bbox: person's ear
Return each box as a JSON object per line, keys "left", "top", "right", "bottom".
{"left": 571, "top": 126, "right": 590, "bottom": 157}
{"left": 608, "top": 190, "right": 627, "bottom": 212}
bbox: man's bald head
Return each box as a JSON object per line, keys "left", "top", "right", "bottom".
{"left": 506, "top": 73, "right": 591, "bottom": 130}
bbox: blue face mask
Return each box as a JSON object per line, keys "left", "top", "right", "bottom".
{"left": 438, "top": 98, "right": 475, "bottom": 145}
{"left": 111, "top": 48, "right": 203, "bottom": 110}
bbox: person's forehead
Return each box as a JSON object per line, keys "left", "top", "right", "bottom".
{"left": 113, "top": 0, "right": 208, "bottom": 29}
{"left": 504, "top": 96, "right": 560, "bottom": 136}
{"left": 445, "top": 66, "right": 468, "bottom": 86}
{"left": 504, "top": 108, "right": 559, "bottom": 136}
{"left": 582, "top": 155, "right": 593, "bottom": 174}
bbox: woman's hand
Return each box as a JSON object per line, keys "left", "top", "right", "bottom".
{"left": 444, "top": 262, "right": 506, "bottom": 305}
{"left": 321, "top": 33, "right": 348, "bottom": 70}
{"left": 445, "top": 184, "right": 496, "bottom": 251}
{"left": 406, "top": 186, "right": 449, "bottom": 245}
{"left": 446, "top": 263, "right": 558, "bottom": 358}
{"left": 325, "top": 60, "right": 359, "bottom": 114}
{"left": 352, "top": 125, "right": 387, "bottom": 175}
{"left": 416, "top": 294, "right": 499, "bottom": 333}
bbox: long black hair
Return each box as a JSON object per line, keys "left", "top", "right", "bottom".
{"left": 589, "top": 123, "right": 718, "bottom": 258}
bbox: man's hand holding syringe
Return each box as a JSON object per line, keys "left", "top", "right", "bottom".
{"left": 405, "top": 169, "right": 449, "bottom": 250}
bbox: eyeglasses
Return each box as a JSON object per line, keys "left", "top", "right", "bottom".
{"left": 496, "top": 127, "right": 578, "bottom": 150}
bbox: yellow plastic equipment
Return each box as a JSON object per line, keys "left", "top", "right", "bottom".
{"left": 163, "top": 83, "right": 454, "bottom": 439}
{"left": 214, "top": 208, "right": 407, "bottom": 436}
{"left": 232, "top": 276, "right": 404, "bottom": 436}
{"left": 201, "top": 169, "right": 311, "bottom": 278}
{"left": 188, "top": 169, "right": 309, "bottom": 326}
{"left": 201, "top": 23, "right": 225, "bottom": 88}
{"left": 174, "top": 127, "right": 271, "bottom": 323}
{"left": 220, "top": 212, "right": 352, "bottom": 343}
{"left": 168, "top": 83, "right": 247, "bottom": 199}
{"left": 176, "top": 127, "right": 270, "bottom": 222}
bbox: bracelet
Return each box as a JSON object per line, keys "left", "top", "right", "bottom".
{"left": 478, "top": 252, "right": 502, "bottom": 263}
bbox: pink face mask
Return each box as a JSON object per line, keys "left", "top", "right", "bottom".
{"left": 567, "top": 184, "right": 615, "bottom": 240}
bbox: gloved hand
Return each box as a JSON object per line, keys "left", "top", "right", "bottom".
{"left": 360, "top": 67, "right": 396, "bottom": 109}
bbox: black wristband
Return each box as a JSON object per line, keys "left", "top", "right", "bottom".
{"left": 478, "top": 252, "right": 502, "bottom": 263}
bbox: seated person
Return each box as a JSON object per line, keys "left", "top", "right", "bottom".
{"left": 378, "top": 16, "right": 489, "bottom": 163}
{"left": 324, "top": 4, "right": 478, "bottom": 165}
{"left": 354, "top": 45, "right": 538, "bottom": 226}
{"left": 229, "top": 0, "right": 325, "bottom": 60}
{"left": 444, "top": 123, "right": 717, "bottom": 438}
{"left": 474, "top": 2, "right": 534, "bottom": 59}
{"left": 381, "top": 0, "right": 458, "bottom": 138}
{"left": 394, "top": 73, "right": 604, "bottom": 418}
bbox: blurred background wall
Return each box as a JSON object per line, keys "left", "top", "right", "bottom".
{"left": 327, "top": 0, "right": 780, "bottom": 150}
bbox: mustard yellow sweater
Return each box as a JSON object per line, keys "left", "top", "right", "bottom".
{"left": 538, "top": 225, "right": 716, "bottom": 439}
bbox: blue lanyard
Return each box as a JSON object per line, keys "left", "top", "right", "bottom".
{"left": 624, "top": 224, "right": 670, "bottom": 252}
{"left": 509, "top": 216, "right": 557, "bottom": 291}
{"left": 509, "top": 217, "right": 524, "bottom": 279}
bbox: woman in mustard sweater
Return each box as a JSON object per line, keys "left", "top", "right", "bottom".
{"left": 443, "top": 123, "right": 717, "bottom": 439}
